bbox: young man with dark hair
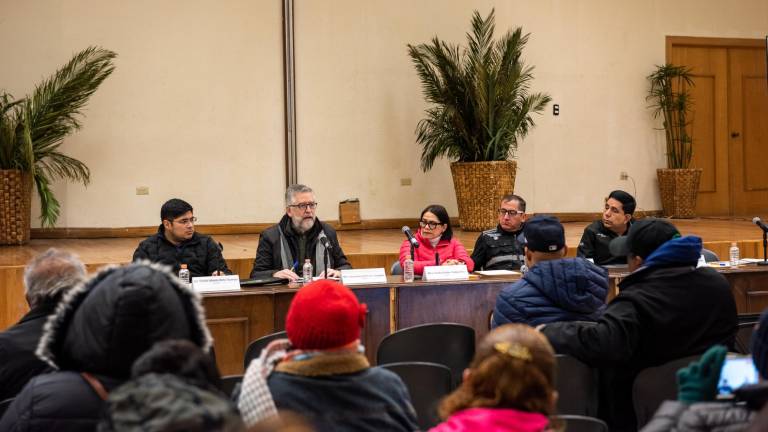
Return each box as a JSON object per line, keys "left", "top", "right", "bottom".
{"left": 471, "top": 194, "right": 528, "bottom": 271}
{"left": 133, "top": 198, "right": 231, "bottom": 277}
{"left": 577, "top": 189, "right": 636, "bottom": 265}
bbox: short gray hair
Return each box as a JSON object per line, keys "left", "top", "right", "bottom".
{"left": 24, "top": 248, "right": 86, "bottom": 308}
{"left": 285, "top": 184, "right": 314, "bottom": 206}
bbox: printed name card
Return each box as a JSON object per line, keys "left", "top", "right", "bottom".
{"left": 341, "top": 268, "right": 387, "bottom": 285}
{"left": 192, "top": 275, "right": 242, "bottom": 293}
{"left": 423, "top": 264, "right": 469, "bottom": 281}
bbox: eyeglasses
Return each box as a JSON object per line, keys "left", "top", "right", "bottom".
{"left": 419, "top": 220, "right": 443, "bottom": 230}
{"left": 498, "top": 209, "right": 524, "bottom": 217}
{"left": 174, "top": 217, "right": 197, "bottom": 225}
{"left": 289, "top": 202, "right": 318, "bottom": 211}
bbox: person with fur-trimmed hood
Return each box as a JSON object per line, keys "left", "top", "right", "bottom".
{"left": 0, "top": 262, "right": 213, "bottom": 432}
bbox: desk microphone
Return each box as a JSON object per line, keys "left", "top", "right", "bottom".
{"left": 753, "top": 217, "right": 768, "bottom": 233}
{"left": 319, "top": 236, "right": 333, "bottom": 250}
{"left": 402, "top": 226, "right": 419, "bottom": 248}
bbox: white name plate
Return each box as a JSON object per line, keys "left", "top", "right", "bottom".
{"left": 192, "top": 275, "right": 241, "bottom": 293}
{"left": 341, "top": 268, "right": 387, "bottom": 285}
{"left": 423, "top": 264, "right": 469, "bottom": 281}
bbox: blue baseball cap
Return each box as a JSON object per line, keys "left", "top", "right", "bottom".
{"left": 523, "top": 216, "right": 565, "bottom": 253}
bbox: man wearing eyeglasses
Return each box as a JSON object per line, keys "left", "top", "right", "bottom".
{"left": 470, "top": 194, "right": 528, "bottom": 271}
{"left": 132, "top": 198, "right": 232, "bottom": 277}
{"left": 250, "top": 184, "right": 351, "bottom": 282}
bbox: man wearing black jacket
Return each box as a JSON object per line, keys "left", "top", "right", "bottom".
{"left": 133, "top": 198, "right": 231, "bottom": 278}
{"left": 541, "top": 218, "right": 737, "bottom": 431}
{"left": 250, "top": 184, "right": 351, "bottom": 282}
{"left": 471, "top": 194, "right": 527, "bottom": 271}
{"left": 577, "top": 190, "right": 635, "bottom": 265}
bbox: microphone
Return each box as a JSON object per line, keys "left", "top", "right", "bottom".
{"left": 319, "top": 236, "right": 333, "bottom": 250}
{"left": 401, "top": 226, "right": 419, "bottom": 248}
{"left": 753, "top": 217, "right": 768, "bottom": 233}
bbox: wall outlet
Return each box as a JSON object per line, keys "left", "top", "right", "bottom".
{"left": 400, "top": 178, "right": 412, "bottom": 186}
{"left": 620, "top": 171, "right": 628, "bottom": 181}
{"left": 136, "top": 186, "right": 150, "bottom": 195}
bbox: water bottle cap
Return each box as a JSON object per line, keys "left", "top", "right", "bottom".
{"left": 180, "top": 264, "right": 188, "bottom": 269}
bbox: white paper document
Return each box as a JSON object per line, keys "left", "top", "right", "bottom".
{"left": 475, "top": 270, "right": 520, "bottom": 276}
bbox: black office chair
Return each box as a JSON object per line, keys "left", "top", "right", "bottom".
{"left": 243, "top": 331, "right": 288, "bottom": 369}
{"left": 391, "top": 260, "right": 403, "bottom": 276}
{"left": 552, "top": 415, "right": 609, "bottom": 432}
{"left": 220, "top": 374, "right": 243, "bottom": 398}
{"left": 0, "top": 398, "right": 14, "bottom": 420}
{"left": 632, "top": 355, "right": 701, "bottom": 429}
{"left": 380, "top": 362, "right": 452, "bottom": 430}
{"left": 555, "top": 354, "right": 599, "bottom": 417}
{"left": 735, "top": 321, "right": 758, "bottom": 354}
{"left": 377, "top": 323, "right": 475, "bottom": 389}
{"left": 701, "top": 248, "right": 719, "bottom": 262}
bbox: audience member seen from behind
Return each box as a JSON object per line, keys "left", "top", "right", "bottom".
{"left": 577, "top": 190, "right": 636, "bottom": 265}
{"left": 250, "top": 184, "right": 352, "bottom": 282}
{"left": 642, "top": 308, "right": 768, "bottom": 431}
{"left": 240, "top": 279, "right": 418, "bottom": 432}
{"left": 399, "top": 204, "right": 474, "bottom": 276}
{"left": 99, "top": 339, "right": 243, "bottom": 432}
{"left": 541, "top": 218, "right": 738, "bottom": 431}
{"left": 430, "top": 323, "right": 557, "bottom": 432}
{"left": 492, "top": 216, "right": 607, "bottom": 327}
{"left": 0, "top": 262, "right": 213, "bottom": 432}
{"left": 133, "top": 198, "right": 232, "bottom": 277}
{"left": 471, "top": 194, "right": 528, "bottom": 271}
{"left": 0, "top": 249, "right": 86, "bottom": 401}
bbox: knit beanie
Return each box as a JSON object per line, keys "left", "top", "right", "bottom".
{"left": 752, "top": 309, "right": 768, "bottom": 379}
{"left": 286, "top": 280, "right": 367, "bottom": 350}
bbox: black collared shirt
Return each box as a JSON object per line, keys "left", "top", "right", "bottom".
{"left": 577, "top": 220, "right": 631, "bottom": 265}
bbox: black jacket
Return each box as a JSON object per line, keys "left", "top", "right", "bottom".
{"left": 0, "top": 302, "right": 56, "bottom": 401}
{"left": 470, "top": 224, "right": 526, "bottom": 271}
{"left": 250, "top": 215, "right": 351, "bottom": 279}
{"left": 542, "top": 265, "right": 737, "bottom": 431}
{"left": 577, "top": 219, "right": 631, "bottom": 265}
{"left": 0, "top": 263, "right": 213, "bottom": 432}
{"left": 132, "top": 225, "right": 231, "bottom": 278}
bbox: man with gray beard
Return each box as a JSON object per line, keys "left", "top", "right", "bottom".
{"left": 250, "top": 184, "right": 351, "bottom": 282}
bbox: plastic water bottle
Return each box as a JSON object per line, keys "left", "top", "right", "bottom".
{"left": 403, "top": 258, "right": 415, "bottom": 283}
{"left": 730, "top": 242, "right": 740, "bottom": 267}
{"left": 178, "top": 264, "right": 190, "bottom": 285}
{"left": 302, "top": 259, "right": 313, "bottom": 283}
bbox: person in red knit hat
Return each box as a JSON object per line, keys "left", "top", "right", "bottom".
{"left": 263, "top": 280, "right": 418, "bottom": 432}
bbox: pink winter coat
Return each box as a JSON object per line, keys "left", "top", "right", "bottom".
{"left": 399, "top": 230, "right": 474, "bottom": 276}
{"left": 429, "top": 407, "right": 550, "bottom": 432}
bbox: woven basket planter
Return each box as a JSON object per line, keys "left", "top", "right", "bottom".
{"left": 657, "top": 168, "right": 702, "bottom": 219}
{"left": 450, "top": 161, "right": 517, "bottom": 231}
{"left": 0, "top": 170, "right": 32, "bottom": 245}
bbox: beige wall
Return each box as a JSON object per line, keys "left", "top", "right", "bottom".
{"left": 1, "top": 1, "right": 766, "bottom": 227}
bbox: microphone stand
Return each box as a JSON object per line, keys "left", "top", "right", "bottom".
{"left": 410, "top": 243, "right": 415, "bottom": 261}
{"left": 760, "top": 231, "right": 768, "bottom": 266}
{"left": 323, "top": 246, "right": 330, "bottom": 278}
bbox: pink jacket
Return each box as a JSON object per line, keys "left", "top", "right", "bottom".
{"left": 399, "top": 230, "right": 474, "bottom": 275}
{"left": 429, "top": 407, "right": 550, "bottom": 432}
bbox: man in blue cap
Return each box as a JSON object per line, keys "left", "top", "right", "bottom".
{"left": 540, "top": 217, "right": 737, "bottom": 431}
{"left": 491, "top": 215, "right": 608, "bottom": 327}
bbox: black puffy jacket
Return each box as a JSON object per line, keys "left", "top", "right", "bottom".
{"left": 0, "top": 263, "right": 213, "bottom": 432}
{"left": 132, "top": 225, "right": 232, "bottom": 278}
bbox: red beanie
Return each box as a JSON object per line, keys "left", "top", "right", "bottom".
{"left": 286, "top": 279, "right": 368, "bottom": 350}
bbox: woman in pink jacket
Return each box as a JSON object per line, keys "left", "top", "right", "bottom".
{"left": 399, "top": 204, "right": 474, "bottom": 276}
{"left": 429, "top": 324, "right": 558, "bottom": 432}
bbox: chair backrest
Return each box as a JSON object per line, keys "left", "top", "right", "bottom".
{"left": 701, "top": 248, "right": 719, "bottom": 262}
{"left": 555, "top": 355, "right": 599, "bottom": 417}
{"left": 380, "top": 362, "right": 452, "bottom": 430}
{"left": 632, "top": 355, "right": 701, "bottom": 429}
{"left": 377, "top": 323, "right": 475, "bottom": 389}
{"left": 735, "top": 321, "right": 758, "bottom": 355}
{"left": 0, "top": 398, "right": 14, "bottom": 421}
{"left": 220, "top": 374, "right": 243, "bottom": 397}
{"left": 552, "top": 415, "right": 609, "bottom": 432}
{"left": 391, "top": 260, "right": 403, "bottom": 275}
{"left": 244, "top": 331, "right": 288, "bottom": 369}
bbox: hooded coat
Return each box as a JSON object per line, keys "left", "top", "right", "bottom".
{"left": 492, "top": 258, "right": 608, "bottom": 327}
{"left": 0, "top": 262, "right": 212, "bottom": 432}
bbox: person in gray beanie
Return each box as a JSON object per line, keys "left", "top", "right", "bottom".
{"left": 0, "top": 262, "right": 213, "bottom": 432}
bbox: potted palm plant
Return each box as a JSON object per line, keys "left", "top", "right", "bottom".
{"left": 0, "top": 46, "right": 116, "bottom": 244}
{"left": 408, "top": 9, "right": 550, "bottom": 231}
{"left": 647, "top": 64, "right": 702, "bottom": 218}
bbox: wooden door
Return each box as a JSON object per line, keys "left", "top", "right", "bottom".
{"left": 667, "top": 37, "right": 768, "bottom": 217}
